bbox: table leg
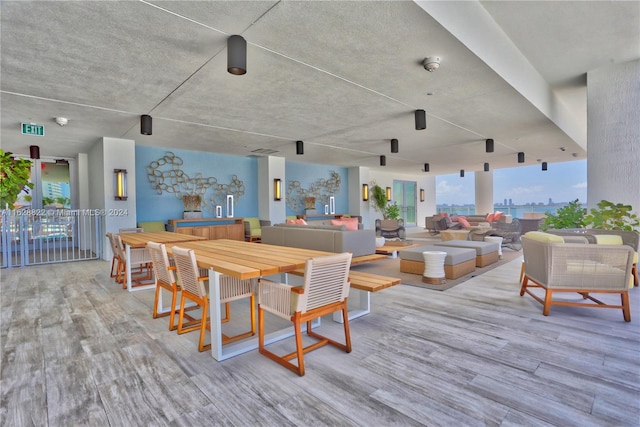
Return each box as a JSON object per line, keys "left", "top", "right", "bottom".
{"left": 125, "top": 244, "right": 132, "bottom": 292}
{"left": 332, "top": 288, "right": 370, "bottom": 323}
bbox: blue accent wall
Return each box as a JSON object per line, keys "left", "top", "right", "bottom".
{"left": 285, "top": 161, "right": 348, "bottom": 216}
{"left": 135, "top": 146, "right": 258, "bottom": 222}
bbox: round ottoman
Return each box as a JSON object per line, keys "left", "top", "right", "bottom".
{"left": 484, "top": 236, "right": 503, "bottom": 259}
{"left": 422, "top": 251, "right": 447, "bottom": 285}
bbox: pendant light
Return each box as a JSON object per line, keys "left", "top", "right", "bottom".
{"left": 484, "top": 162, "right": 490, "bottom": 172}
{"left": 486, "top": 139, "right": 494, "bottom": 153}
{"left": 518, "top": 152, "right": 525, "bottom": 163}
{"left": 296, "top": 140, "right": 304, "bottom": 155}
{"left": 423, "top": 163, "right": 429, "bottom": 172}
{"left": 380, "top": 155, "right": 386, "bottom": 166}
{"left": 415, "top": 109, "right": 426, "bottom": 130}
{"left": 141, "top": 115, "right": 152, "bottom": 135}
{"left": 390, "top": 139, "right": 398, "bottom": 153}
{"left": 227, "top": 35, "right": 247, "bottom": 75}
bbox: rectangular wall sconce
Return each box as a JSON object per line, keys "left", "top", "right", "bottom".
{"left": 273, "top": 178, "right": 282, "bottom": 201}
{"left": 362, "top": 184, "right": 369, "bottom": 201}
{"left": 420, "top": 189, "right": 425, "bottom": 202}
{"left": 386, "top": 187, "right": 391, "bottom": 201}
{"left": 114, "top": 169, "right": 128, "bottom": 200}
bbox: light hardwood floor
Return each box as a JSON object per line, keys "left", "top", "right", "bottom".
{"left": 1, "top": 258, "right": 639, "bottom": 426}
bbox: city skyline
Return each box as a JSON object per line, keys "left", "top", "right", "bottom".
{"left": 436, "top": 160, "right": 587, "bottom": 206}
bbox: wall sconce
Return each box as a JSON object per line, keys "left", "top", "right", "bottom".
{"left": 420, "top": 189, "right": 425, "bottom": 202}
{"left": 227, "top": 35, "right": 247, "bottom": 75}
{"left": 273, "top": 178, "right": 281, "bottom": 201}
{"left": 386, "top": 187, "right": 391, "bottom": 201}
{"left": 460, "top": 169, "right": 465, "bottom": 177}
{"left": 114, "top": 169, "right": 128, "bottom": 200}
{"left": 362, "top": 184, "right": 369, "bottom": 201}
{"left": 542, "top": 162, "right": 548, "bottom": 171}
{"left": 518, "top": 152, "right": 525, "bottom": 163}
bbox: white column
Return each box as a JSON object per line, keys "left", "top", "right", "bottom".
{"left": 587, "top": 59, "right": 640, "bottom": 211}
{"left": 475, "top": 170, "right": 494, "bottom": 215}
{"left": 259, "top": 156, "right": 286, "bottom": 224}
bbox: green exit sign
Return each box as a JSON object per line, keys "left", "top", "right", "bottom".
{"left": 21, "top": 122, "right": 45, "bottom": 136}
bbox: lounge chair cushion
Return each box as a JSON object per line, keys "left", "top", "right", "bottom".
{"left": 523, "top": 231, "right": 565, "bottom": 243}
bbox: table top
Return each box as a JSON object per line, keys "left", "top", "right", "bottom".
{"left": 165, "top": 239, "right": 335, "bottom": 280}
{"left": 118, "top": 231, "right": 206, "bottom": 248}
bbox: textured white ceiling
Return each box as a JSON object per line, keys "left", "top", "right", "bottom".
{"left": 1, "top": 1, "right": 638, "bottom": 175}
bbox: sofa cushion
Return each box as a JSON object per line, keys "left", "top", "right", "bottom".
{"left": 594, "top": 234, "right": 624, "bottom": 245}
{"left": 455, "top": 216, "right": 471, "bottom": 228}
{"left": 137, "top": 221, "right": 165, "bottom": 232}
{"left": 523, "top": 231, "right": 565, "bottom": 243}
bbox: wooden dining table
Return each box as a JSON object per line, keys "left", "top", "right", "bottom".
{"left": 118, "top": 231, "right": 206, "bottom": 292}
{"left": 165, "top": 239, "right": 336, "bottom": 361}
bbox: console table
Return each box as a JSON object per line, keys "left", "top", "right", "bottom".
{"left": 167, "top": 218, "right": 244, "bottom": 241}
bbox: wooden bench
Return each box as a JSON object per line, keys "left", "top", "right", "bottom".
{"left": 289, "top": 268, "right": 400, "bottom": 321}
{"left": 351, "top": 253, "right": 387, "bottom": 265}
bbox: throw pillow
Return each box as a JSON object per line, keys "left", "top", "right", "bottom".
{"left": 493, "top": 211, "right": 504, "bottom": 221}
{"left": 286, "top": 219, "right": 296, "bottom": 224}
{"left": 457, "top": 217, "right": 471, "bottom": 228}
{"left": 485, "top": 213, "right": 496, "bottom": 223}
{"left": 295, "top": 219, "right": 307, "bottom": 225}
{"left": 331, "top": 218, "right": 358, "bottom": 231}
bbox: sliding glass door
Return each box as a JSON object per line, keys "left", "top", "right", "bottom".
{"left": 393, "top": 180, "right": 416, "bottom": 227}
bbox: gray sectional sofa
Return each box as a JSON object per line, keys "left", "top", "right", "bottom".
{"left": 260, "top": 223, "right": 376, "bottom": 257}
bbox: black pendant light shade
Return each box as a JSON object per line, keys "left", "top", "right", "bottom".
{"left": 415, "top": 109, "right": 426, "bottom": 130}
{"left": 390, "top": 139, "right": 398, "bottom": 153}
{"left": 423, "top": 163, "right": 429, "bottom": 172}
{"left": 380, "top": 155, "right": 386, "bottom": 166}
{"left": 486, "top": 138, "right": 494, "bottom": 153}
{"left": 296, "top": 140, "right": 304, "bottom": 155}
{"left": 484, "top": 162, "right": 490, "bottom": 172}
{"left": 227, "top": 35, "right": 247, "bottom": 75}
{"left": 141, "top": 115, "right": 152, "bottom": 135}
{"left": 542, "top": 162, "right": 548, "bottom": 171}
{"left": 460, "top": 169, "right": 465, "bottom": 177}
{"left": 518, "top": 152, "right": 525, "bottom": 163}
{"left": 29, "top": 145, "right": 40, "bottom": 159}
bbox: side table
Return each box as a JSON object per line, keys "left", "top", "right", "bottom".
{"left": 422, "top": 251, "right": 447, "bottom": 285}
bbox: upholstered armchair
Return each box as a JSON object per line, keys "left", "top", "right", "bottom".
{"left": 521, "top": 231, "right": 635, "bottom": 321}
{"left": 244, "top": 218, "right": 271, "bottom": 242}
{"left": 471, "top": 218, "right": 522, "bottom": 250}
{"left": 376, "top": 218, "right": 406, "bottom": 240}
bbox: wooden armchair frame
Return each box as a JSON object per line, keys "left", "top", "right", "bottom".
{"left": 258, "top": 252, "right": 352, "bottom": 376}
{"left": 521, "top": 236, "right": 634, "bottom": 322}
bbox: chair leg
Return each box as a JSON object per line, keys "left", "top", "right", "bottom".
{"left": 519, "top": 261, "right": 525, "bottom": 284}
{"left": 519, "top": 276, "right": 529, "bottom": 296}
{"left": 198, "top": 299, "right": 211, "bottom": 352}
{"left": 542, "top": 289, "right": 553, "bottom": 316}
{"left": 633, "top": 264, "right": 638, "bottom": 287}
{"left": 293, "top": 318, "right": 305, "bottom": 376}
{"left": 622, "top": 291, "right": 631, "bottom": 322}
{"left": 342, "top": 305, "right": 352, "bottom": 353}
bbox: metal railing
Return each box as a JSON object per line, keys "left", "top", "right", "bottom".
{"left": 1, "top": 209, "right": 103, "bottom": 268}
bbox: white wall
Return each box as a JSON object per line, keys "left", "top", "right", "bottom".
{"left": 90, "top": 137, "right": 137, "bottom": 260}
{"left": 587, "top": 59, "right": 640, "bottom": 212}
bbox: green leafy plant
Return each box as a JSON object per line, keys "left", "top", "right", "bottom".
{"left": 540, "top": 199, "right": 586, "bottom": 231}
{"left": 584, "top": 200, "right": 639, "bottom": 231}
{"left": 0, "top": 149, "right": 33, "bottom": 209}
{"left": 371, "top": 184, "right": 387, "bottom": 216}
{"left": 385, "top": 202, "right": 401, "bottom": 220}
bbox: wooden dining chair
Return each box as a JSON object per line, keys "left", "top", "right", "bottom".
{"left": 114, "top": 234, "right": 153, "bottom": 288}
{"left": 171, "top": 246, "right": 256, "bottom": 352}
{"left": 106, "top": 232, "right": 121, "bottom": 279}
{"left": 147, "top": 241, "right": 190, "bottom": 331}
{"left": 258, "top": 252, "right": 352, "bottom": 376}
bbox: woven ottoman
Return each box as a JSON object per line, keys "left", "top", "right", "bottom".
{"left": 399, "top": 245, "right": 476, "bottom": 279}
{"left": 434, "top": 240, "right": 499, "bottom": 267}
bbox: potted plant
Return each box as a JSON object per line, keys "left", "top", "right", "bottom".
{"left": 371, "top": 184, "right": 387, "bottom": 217}
{"left": 182, "top": 194, "right": 202, "bottom": 219}
{"left": 0, "top": 149, "right": 33, "bottom": 209}
{"left": 540, "top": 199, "right": 586, "bottom": 231}
{"left": 584, "top": 200, "right": 639, "bottom": 231}
{"left": 385, "top": 202, "right": 401, "bottom": 220}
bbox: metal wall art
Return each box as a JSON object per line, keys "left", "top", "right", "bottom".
{"left": 286, "top": 171, "right": 341, "bottom": 213}
{"left": 147, "top": 152, "right": 245, "bottom": 214}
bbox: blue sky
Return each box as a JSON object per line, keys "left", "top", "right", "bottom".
{"left": 436, "top": 160, "right": 587, "bottom": 206}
